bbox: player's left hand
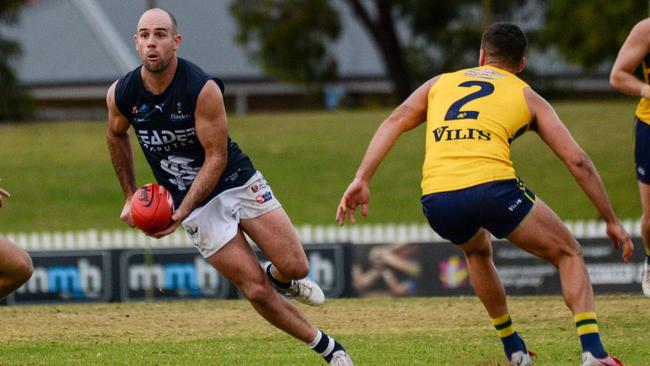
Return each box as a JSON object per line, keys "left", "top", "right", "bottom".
{"left": 605, "top": 221, "right": 634, "bottom": 262}
{"left": 150, "top": 211, "right": 186, "bottom": 239}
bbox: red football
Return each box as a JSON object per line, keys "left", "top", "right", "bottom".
{"left": 130, "top": 183, "right": 173, "bottom": 234}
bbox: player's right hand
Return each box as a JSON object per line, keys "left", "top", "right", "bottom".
{"left": 336, "top": 178, "right": 370, "bottom": 226}
{"left": 120, "top": 198, "right": 136, "bottom": 228}
{"left": 605, "top": 221, "right": 634, "bottom": 262}
{"left": 0, "top": 187, "right": 10, "bottom": 208}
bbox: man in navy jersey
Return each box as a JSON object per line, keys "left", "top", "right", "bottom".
{"left": 0, "top": 186, "right": 32, "bottom": 299}
{"left": 106, "top": 8, "right": 353, "bottom": 365}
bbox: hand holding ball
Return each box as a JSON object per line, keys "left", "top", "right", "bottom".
{"left": 131, "top": 183, "right": 173, "bottom": 234}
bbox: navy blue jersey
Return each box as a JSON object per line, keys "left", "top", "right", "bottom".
{"left": 114, "top": 58, "right": 255, "bottom": 208}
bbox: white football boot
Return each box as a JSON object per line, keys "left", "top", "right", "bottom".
{"left": 285, "top": 274, "right": 325, "bottom": 306}
{"left": 264, "top": 262, "right": 325, "bottom": 306}
{"left": 509, "top": 350, "right": 534, "bottom": 366}
{"left": 581, "top": 352, "right": 623, "bottom": 366}
{"left": 329, "top": 350, "right": 354, "bottom": 366}
{"left": 642, "top": 260, "right": 650, "bottom": 297}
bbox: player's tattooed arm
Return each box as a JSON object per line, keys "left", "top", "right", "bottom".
{"left": 106, "top": 81, "right": 137, "bottom": 228}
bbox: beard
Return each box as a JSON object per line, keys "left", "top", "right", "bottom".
{"left": 143, "top": 58, "right": 169, "bottom": 73}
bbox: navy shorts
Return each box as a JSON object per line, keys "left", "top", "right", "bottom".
{"left": 421, "top": 179, "right": 536, "bottom": 245}
{"left": 635, "top": 118, "right": 650, "bottom": 184}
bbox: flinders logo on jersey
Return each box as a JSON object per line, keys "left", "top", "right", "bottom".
{"left": 171, "top": 102, "right": 192, "bottom": 122}
{"left": 170, "top": 113, "right": 192, "bottom": 122}
{"left": 432, "top": 126, "right": 491, "bottom": 142}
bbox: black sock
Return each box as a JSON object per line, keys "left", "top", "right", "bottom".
{"left": 308, "top": 330, "right": 345, "bottom": 362}
{"left": 266, "top": 263, "right": 291, "bottom": 289}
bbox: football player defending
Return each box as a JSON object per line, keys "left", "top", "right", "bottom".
{"left": 337, "top": 23, "right": 632, "bottom": 366}
{"left": 610, "top": 17, "right": 650, "bottom": 297}
{"left": 106, "top": 8, "right": 352, "bottom": 365}
{"left": 0, "top": 186, "right": 32, "bottom": 299}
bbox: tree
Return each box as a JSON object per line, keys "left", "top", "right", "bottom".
{"left": 231, "top": 0, "right": 527, "bottom": 101}
{"left": 0, "top": 0, "right": 32, "bottom": 122}
{"left": 230, "top": 1, "right": 342, "bottom": 86}
{"left": 543, "top": 0, "right": 646, "bottom": 70}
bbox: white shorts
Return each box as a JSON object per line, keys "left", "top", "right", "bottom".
{"left": 182, "top": 171, "right": 282, "bottom": 258}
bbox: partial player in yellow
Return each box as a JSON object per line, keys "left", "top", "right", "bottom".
{"left": 609, "top": 17, "right": 650, "bottom": 297}
{"left": 337, "top": 23, "right": 633, "bottom": 366}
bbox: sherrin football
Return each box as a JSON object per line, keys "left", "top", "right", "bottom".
{"left": 130, "top": 183, "right": 173, "bottom": 234}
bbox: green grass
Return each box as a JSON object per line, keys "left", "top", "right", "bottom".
{"left": 511, "top": 99, "right": 638, "bottom": 221}
{"left": 0, "top": 99, "right": 642, "bottom": 231}
{"left": 0, "top": 296, "right": 648, "bottom": 365}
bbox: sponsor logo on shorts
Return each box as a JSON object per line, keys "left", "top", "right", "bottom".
{"left": 508, "top": 198, "right": 523, "bottom": 212}
{"left": 224, "top": 169, "right": 240, "bottom": 183}
{"left": 256, "top": 191, "right": 272, "bottom": 204}
{"left": 638, "top": 167, "right": 646, "bottom": 176}
{"left": 186, "top": 226, "right": 198, "bottom": 237}
{"left": 185, "top": 225, "right": 200, "bottom": 247}
{"left": 250, "top": 181, "right": 267, "bottom": 193}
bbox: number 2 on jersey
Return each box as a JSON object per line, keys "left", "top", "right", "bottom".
{"left": 444, "top": 81, "right": 495, "bottom": 120}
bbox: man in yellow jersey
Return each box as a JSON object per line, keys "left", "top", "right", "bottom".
{"left": 610, "top": 18, "right": 650, "bottom": 298}
{"left": 337, "top": 23, "right": 633, "bottom": 366}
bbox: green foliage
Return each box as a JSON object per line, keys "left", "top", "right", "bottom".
{"left": 0, "top": 0, "right": 32, "bottom": 122}
{"left": 398, "top": 0, "right": 531, "bottom": 83}
{"left": 543, "top": 0, "right": 646, "bottom": 69}
{"left": 230, "top": 0, "right": 530, "bottom": 98}
{"left": 230, "top": 0, "right": 341, "bottom": 86}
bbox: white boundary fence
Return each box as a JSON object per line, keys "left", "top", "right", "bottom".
{"left": 1, "top": 218, "right": 642, "bottom": 251}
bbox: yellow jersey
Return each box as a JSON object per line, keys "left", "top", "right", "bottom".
{"left": 421, "top": 65, "right": 531, "bottom": 195}
{"left": 636, "top": 54, "right": 650, "bottom": 123}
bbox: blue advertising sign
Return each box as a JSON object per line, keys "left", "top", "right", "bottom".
{"left": 7, "top": 251, "right": 112, "bottom": 304}
{"left": 119, "top": 248, "right": 232, "bottom": 301}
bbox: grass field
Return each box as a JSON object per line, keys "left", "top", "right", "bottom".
{"left": 0, "top": 99, "right": 642, "bottom": 231}
{"left": 0, "top": 296, "right": 648, "bottom": 365}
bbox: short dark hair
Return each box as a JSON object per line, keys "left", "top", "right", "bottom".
{"left": 481, "top": 23, "right": 527, "bottom": 69}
